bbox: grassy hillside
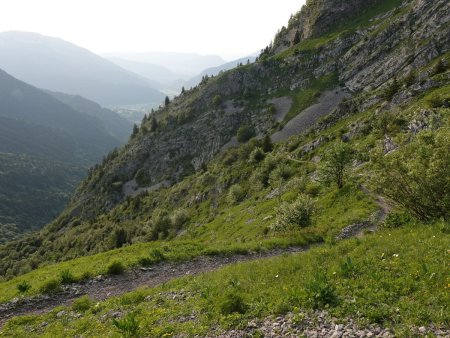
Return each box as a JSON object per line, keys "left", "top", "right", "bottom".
{"left": 2, "top": 222, "right": 448, "bottom": 336}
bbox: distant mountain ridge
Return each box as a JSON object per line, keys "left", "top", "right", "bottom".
{"left": 103, "top": 51, "right": 226, "bottom": 77}
{"left": 0, "top": 31, "right": 165, "bottom": 106}
{"left": 183, "top": 55, "right": 257, "bottom": 89}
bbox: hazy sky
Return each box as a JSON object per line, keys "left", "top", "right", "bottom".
{"left": 0, "top": 0, "right": 305, "bottom": 60}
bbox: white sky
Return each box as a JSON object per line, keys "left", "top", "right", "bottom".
{"left": 0, "top": 0, "right": 305, "bottom": 60}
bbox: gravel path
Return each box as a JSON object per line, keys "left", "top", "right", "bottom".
{"left": 272, "top": 90, "right": 350, "bottom": 143}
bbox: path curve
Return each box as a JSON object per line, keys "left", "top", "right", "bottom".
{"left": 0, "top": 189, "right": 390, "bottom": 329}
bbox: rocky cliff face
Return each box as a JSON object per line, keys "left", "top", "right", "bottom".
{"left": 272, "top": 0, "right": 385, "bottom": 53}
{"left": 63, "top": 0, "right": 449, "bottom": 225}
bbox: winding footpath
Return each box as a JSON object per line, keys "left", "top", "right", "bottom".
{"left": 0, "top": 189, "right": 388, "bottom": 329}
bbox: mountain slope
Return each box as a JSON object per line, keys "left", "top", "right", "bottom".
{"left": 103, "top": 51, "right": 226, "bottom": 77}
{"left": 106, "top": 58, "right": 185, "bottom": 94}
{"left": 47, "top": 91, "right": 132, "bottom": 144}
{"left": 0, "top": 68, "right": 121, "bottom": 164}
{"left": 0, "top": 153, "right": 85, "bottom": 244}
{"left": 61, "top": 0, "right": 449, "bottom": 222}
{"left": 0, "top": 0, "right": 449, "bottom": 334}
{"left": 0, "top": 32, "right": 165, "bottom": 106}
{"left": 0, "top": 69, "right": 130, "bottom": 241}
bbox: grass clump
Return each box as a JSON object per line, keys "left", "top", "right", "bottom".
{"left": 16, "top": 281, "right": 31, "bottom": 293}
{"left": 305, "top": 271, "right": 339, "bottom": 309}
{"left": 219, "top": 292, "right": 249, "bottom": 315}
{"left": 112, "top": 313, "right": 140, "bottom": 337}
{"left": 39, "top": 279, "right": 62, "bottom": 295}
{"left": 107, "top": 261, "right": 125, "bottom": 275}
{"left": 60, "top": 269, "right": 77, "bottom": 284}
{"left": 72, "top": 295, "right": 93, "bottom": 312}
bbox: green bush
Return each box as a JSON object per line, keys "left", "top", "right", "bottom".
{"left": 374, "top": 130, "right": 450, "bottom": 222}
{"left": 340, "top": 257, "right": 357, "bottom": 278}
{"left": 72, "top": 295, "right": 92, "bottom": 312}
{"left": 319, "top": 142, "right": 354, "bottom": 189}
{"left": 274, "top": 194, "right": 316, "bottom": 229}
{"left": 138, "top": 248, "right": 166, "bottom": 266}
{"left": 237, "top": 125, "right": 256, "bottom": 143}
{"left": 227, "top": 184, "right": 246, "bottom": 205}
{"left": 80, "top": 271, "right": 93, "bottom": 281}
{"left": 381, "top": 212, "right": 411, "bottom": 229}
{"left": 382, "top": 78, "right": 400, "bottom": 101}
{"left": 16, "top": 281, "right": 31, "bottom": 293}
{"left": 219, "top": 292, "right": 248, "bottom": 315}
{"left": 39, "top": 279, "right": 62, "bottom": 295}
{"left": 248, "top": 147, "right": 265, "bottom": 163}
{"left": 432, "top": 59, "right": 447, "bottom": 75}
{"left": 305, "top": 271, "right": 338, "bottom": 309}
{"left": 149, "top": 209, "right": 171, "bottom": 240}
{"left": 427, "top": 94, "right": 443, "bottom": 108}
{"left": 60, "top": 269, "right": 76, "bottom": 284}
{"left": 212, "top": 95, "right": 222, "bottom": 107}
{"left": 170, "top": 208, "right": 189, "bottom": 229}
{"left": 107, "top": 261, "right": 125, "bottom": 275}
{"left": 112, "top": 313, "right": 140, "bottom": 337}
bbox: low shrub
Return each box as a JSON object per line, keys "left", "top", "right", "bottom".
{"left": 170, "top": 209, "right": 189, "bottom": 229}
{"left": 227, "top": 184, "right": 246, "bottom": 205}
{"left": 107, "top": 261, "right": 125, "bottom": 275}
{"left": 381, "top": 212, "right": 411, "bottom": 229}
{"left": 427, "top": 94, "right": 443, "bottom": 108}
{"left": 340, "top": 257, "right": 357, "bottom": 278}
{"left": 305, "top": 271, "right": 338, "bottom": 309}
{"left": 274, "top": 194, "right": 316, "bottom": 229}
{"left": 39, "top": 279, "right": 62, "bottom": 295}
{"left": 237, "top": 125, "right": 255, "bottom": 143}
{"left": 72, "top": 295, "right": 92, "bottom": 312}
{"left": 139, "top": 248, "right": 167, "bottom": 267}
{"left": 248, "top": 147, "right": 265, "bottom": 163}
{"left": 60, "top": 269, "right": 77, "bottom": 284}
{"left": 16, "top": 281, "right": 31, "bottom": 293}
{"left": 219, "top": 292, "right": 248, "bottom": 315}
{"left": 112, "top": 313, "right": 140, "bottom": 337}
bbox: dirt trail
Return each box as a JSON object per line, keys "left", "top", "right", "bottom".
{"left": 0, "top": 247, "right": 309, "bottom": 328}
{"left": 0, "top": 189, "right": 390, "bottom": 329}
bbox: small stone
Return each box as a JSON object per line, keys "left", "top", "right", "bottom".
{"left": 56, "top": 310, "right": 66, "bottom": 318}
{"left": 336, "top": 324, "right": 344, "bottom": 331}
{"left": 331, "top": 331, "right": 343, "bottom": 338}
{"left": 418, "top": 326, "right": 426, "bottom": 334}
